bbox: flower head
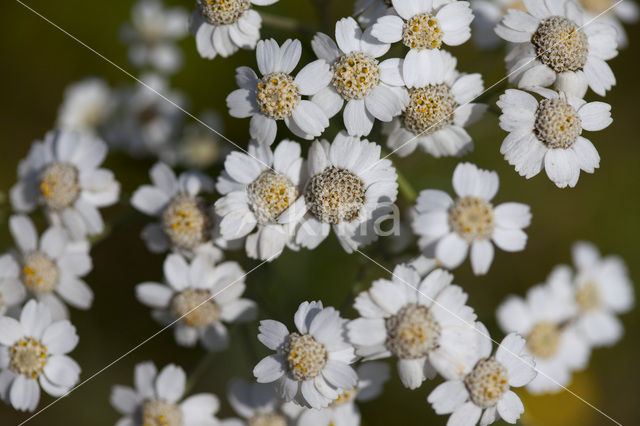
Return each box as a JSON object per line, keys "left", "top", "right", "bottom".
{"left": 56, "top": 78, "right": 114, "bottom": 134}
{"left": 228, "top": 379, "right": 302, "bottom": 425}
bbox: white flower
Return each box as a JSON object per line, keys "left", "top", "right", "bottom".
{"left": 215, "top": 140, "right": 305, "bottom": 261}
{"left": 4, "top": 215, "right": 93, "bottom": 321}
{"left": 497, "top": 89, "right": 611, "bottom": 188}
{"left": 253, "top": 301, "right": 358, "bottom": 409}
{"left": 571, "top": 241, "right": 634, "bottom": 347}
{"left": 0, "top": 300, "right": 80, "bottom": 412}
{"left": 283, "top": 133, "right": 398, "bottom": 253}
{"left": 471, "top": 0, "right": 531, "bottom": 49}
{"left": 191, "top": 0, "right": 279, "bottom": 60}
{"left": 428, "top": 326, "right": 536, "bottom": 426}
{"left": 177, "top": 111, "right": 227, "bottom": 169}
{"left": 120, "top": 0, "right": 188, "bottom": 74}
{"left": 226, "top": 39, "right": 332, "bottom": 145}
{"left": 353, "top": 0, "right": 393, "bottom": 27}
{"left": 297, "top": 362, "right": 390, "bottom": 426}
{"left": 0, "top": 255, "right": 26, "bottom": 317}
{"left": 131, "top": 162, "right": 222, "bottom": 258}
{"left": 111, "top": 362, "right": 230, "bottom": 425}
{"left": 579, "top": 0, "right": 639, "bottom": 48}
{"left": 310, "top": 17, "right": 408, "bottom": 137}
{"left": 136, "top": 253, "right": 256, "bottom": 351}
{"left": 56, "top": 78, "right": 114, "bottom": 134}
{"left": 412, "top": 163, "right": 531, "bottom": 275}
{"left": 383, "top": 50, "right": 487, "bottom": 158}
{"left": 228, "top": 379, "right": 303, "bottom": 425}
{"left": 10, "top": 130, "right": 120, "bottom": 240}
{"left": 371, "top": 0, "right": 473, "bottom": 73}
{"left": 495, "top": 0, "right": 619, "bottom": 97}
{"left": 496, "top": 267, "right": 590, "bottom": 394}
{"left": 347, "top": 265, "right": 479, "bottom": 389}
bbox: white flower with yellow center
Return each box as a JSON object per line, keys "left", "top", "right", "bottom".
{"left": 0, "top": 300, "right": 80, "bottom": 412}
{"left": 497, "top": 267, "right": 590, "bottom": 394}
{"left": 4, "top": 215, "right": 93, "bottom": 321}
{"left": 498, "top": 89, "right": 611, "bottom": 188}
{"left": 136, "top": 253, "right": 256, "bottom": 351}
{"left": 570, "top": 241, "right": 634, "bottom": 348}
{"left": 253, "top": 301, "right": 358, "bottom": 409}
{"left": 228, "top": 379, "right": 303, "bottom": 425}
{"left": 120, "top": 0, "right": 188, "bottom": 74}
{"left": 111, "top": 362, "right": 231, "bottom": 426}
{"left": 428, "top": 325, "right": 536, "bottom": 426}
{"left": 383, "top": 50, "right": 487, "bottom": 158}
{"left": 347, "top": 265, "right": 480, "bottom": 390}
{"left": 215, "top": 140, "right": 305, "bottom": 261}
{"left": 412, "top": 163, "right": 531, "bottom": 275}
{"left": 132, "top": 162, "right": 223, "bottom": 258}
{"left": 281, "top": 133, "right": 398, "bottom": 253}
{"left": 56, "top": 78, "right": 114, "bottom": 134}
{"left": 191, "top": 0, "right": 279, "bottom": 60}
{"left": 226, "top": 39, "right": 332, "bottom": 145}
{"left": 471, "top": 0, "right": 527, "bottom": 49}
{"left": 10, "top": 130, "right": 120, "bottom": 240}
{"left": 310, "top": 17, "right": 409, "bottom": 137}
{"left": 579, "top": 0, "right": 639, "bottom": 48}
{"left": 371, "top": 0, "right": 473, "bottom": 75}
{"left": 496, "top": 0, "right": 619, "bottom": 97}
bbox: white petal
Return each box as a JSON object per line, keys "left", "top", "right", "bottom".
{"left": 9, "top": 215, "right": 38, "bottom": 253}
{"left": 470, "top": 240, "right": 494, "bottom": 275}
{"left": 497, "top": 390, "right": 524, "bottom": 423}
{"left": 155, "top": 364, "right": 186, "bottom": 403}
{"left": 253, "top": 355, "right": 286, "bottom": 383}
{"left": 435, "top": 233, "right": 469, "bottom": 269}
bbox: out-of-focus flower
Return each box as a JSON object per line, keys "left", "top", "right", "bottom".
{"left": 579, "top": 0, "right": 639, "bottom": 48}
{"left": 412, "top": 163, "right": 531, "bottom": 275}
{"left": 10, "top": 130, "right": 120, "bottom": 240}
{"left": 0, "top": 300, "right": 80, "bottom": 412}
{"left": 254, "top": 301, "right": 357, "bottom": 409}
{"left": 347, "top": 265, "right": 479, "bottom": 389}
{"left": 497, "top": 89, "right": 611, "bottom": 188}
{"left": 120, "top": 0, "right": 188, "bottom": 74}
{"left": 177, "top": 110, "right": 227, "bottom": 169}
{"left": 0, "top": 255, "right": 26, "bottom": 316}
{"left": 471, "top": 0, "right": 526, "bottom": 49}
{"left": 226, "top": 39, "right": 332, "bottom": 145}
{"left": 56, "top": 78, "right": 114, "bottom": 134}
{"left": 353, "top": 0, "right": 393, "bottom": 27}
{"left": 311, "top": 17, "right": 408, "bottom": 137}
{"left": 227, "top": 379, "right": 302, "bottom": 425}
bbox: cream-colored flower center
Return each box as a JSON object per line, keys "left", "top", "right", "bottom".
{"left": 40, "top": 162, "right": 81, "bottom": 210}
{"left": 332, "top": 52, "right": 381, "bottom": 100}
{"left": 531, "top": 16, "right": 589, "bottom": 73}
{"left": 171, "top": 289, "right": 220, "bottom": 328}
{"left": 330, "top": 387, "right": 357, "bottom": 407}
{"left": 10, "top": 337, "right": 49, "bottom": 379}
{"left": 305, "top": 167, "right": 366, "bottom": 224}
{"left": 576, "top": 281, "right": 602, "bottom": 312}
{"left": 464, "top": 358, "right": 509, "bottom": 408}
{"left": 449, "top": 197, "right": 495, "bottom": 242}
{"left": 402, "top": 13, "right": 443, "bottom": 50}
{"left": 284, "top": 333, "right": 327, "bottom": 381}
{"left": 535, "top": 97, "right": 582, "bottom": 149}
{"left": 162, "top": 195, "right": 210, "bottom": 251}
{"left": 22, "top": 251, "right": 59, "bottom": 293}
{"left": 404, "top": 84, "right": 456, "bottom": 135}
{"left": 198, "top": 0, "right": 250, "bottom": 25}
{"left": 527, "top": 321, "right": 562, "bottom": 359}
{"left": 249, "top": 413, "right": 287, "bottom": 426}
{"left": 247, "top": 171, "right": 298, "bottom": 224}
{"left": 256, "top": 72, "right": 301, "bottom": 120}
{"left": 385, "top": 303, "right": 441, "bottom": 359}
{"left": 580, "top": 0, "right": 614, "bottom": 14}
{"left": 142, "top": 399, "right": 183, "bottom": 426}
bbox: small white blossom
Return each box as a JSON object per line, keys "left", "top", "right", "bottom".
{"left": 177, "top": 111, "right": 227, "bottom": 169}
{"left": 56, "top": 78, "right": 114, "bottom": 134}
{"left": 471, "top": 0, "right": 527, "bottom": 49}
{"left": 228, "top": 379, "right": 302, "bottom": 425}
{"left": 579, "top": 0, "right": 639, "bottom": 48}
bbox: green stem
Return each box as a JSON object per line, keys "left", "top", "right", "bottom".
{"left": 397, "top": 170, "right": 418, "bottom": 204}
{"left": 185, "top": 351, "right": 217, "bottom": 394}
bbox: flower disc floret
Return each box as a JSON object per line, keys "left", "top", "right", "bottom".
{"left": 171, "top": 289, "right": 220, "bottom": 328}
{"left": 142, "top": 399, "right": 183, "bottom": 426}
{"left": 256, "top": 72, "right": 301, "bottom": 120}
{"left": 284, "top": 333, "right": 328, "bottom": 381}
{"left": 527, "top": 321, "right": 562, "bottom": 359}
{"left": 534, "top": 97, "right": 582, "bottom": 149}
{"left": 10, "top": 337, "right": 49, "bottom": 379}
{"left": 22, "top": 251, "right": 59, "bottom": 293}
{"left": 402, "top": 13, "right": 443, "bottom": 50}
{"left": 404, "top": 84, "right": 456, "bottom": 135}
{"left": 448, "top": 197, "right": 495, "bottom": 242}
{"left": 332, "top": 52, "right": 381, "bottom": 100}
{"left": 198, "top": 0, "right": 250, "bottom": 26}
{"left": 161, "top": 195, "right": 210, "bottom": 251}
{"left": 305, "top": 167, "right": 366, "bottom": 224}
{"left": 385, "top": 303, "right": 441, "bottom": 359}
{"left": 247, "top": 171, "right": 298, "bottom": 224}
{"left": 39, "top": 162, "right": 81, "bottom": 210}
{"left": 531, "top": 17, "right": 589, "bottom": 73}
{"left": 464, "top": 358, "right": 509, "bottom": 408}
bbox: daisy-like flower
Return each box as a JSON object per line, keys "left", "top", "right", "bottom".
{"left": 131, "top": 162, "right": 222, "bottom": 258}
{"left": 215, "top": 140, "right": 304, "bottom": 261}
{"left": 412, "top": 163, "right": 531, "bottom": 275}
{"left": 0, "top": 300, "right": 80, "bottom": 412}
{"left": 497, "top": 89, "right": 611, "bottom": 188}
{"left": 471, "top": 0, "right": 527, "bottom": 49}
{"left": 495, "top": 0, "right": 619, "bottom": 97}
{"left": 111, "top": 362, "right": 232, "bottom": 425}
{"left": 383, "top": 50, "right": 487, "bottom": 158}
{"left": 10, "top": 130, "right": 120, "bottom": 240}
{"left": 497, "top": 267, "right": 590, "bottom": 394}
{"left": 297, "top": 362, "right": 390, "bottom": 426}
{"left": 310, "top": 17, "right": 408, "bottom": 137}
{"left": 347, "top": 265, "right": 480, "bottom": 389}
{"left": 4, "top": 215, "right": 92, "bottom": 321}
{"left": 253, "top": 301, "right": 358, "bottom": 409}
{"left": 120, "top": 0, "right": 188, "bottom": 74}
{"left": 0, "top": 255, "right": 26, "bottom": 316}
{"left": 353, "top": 0, "right": 393, "bottom": 27}
{"left": 570, "top": 241, "right": 634, "bottom": 347}
{"left": 428, "top": 326, "right": 537, "bottom": 426}
{"left": 56, "top": 78, "right": 114, "bottom": 134}
{"left": 371, "top": 0, "right": 473, "bottom": 74}
{"left": 226, "top": 39, "right": 331, "bottom": 145}
{"left": 579, "top": 0, "right": 639, "bottom": 48}
{"left": 281, "top": 133, "right": 398, "bottom": 253}
{"left": 191, "top": 0, "right": 278, "bottom": 60}
{"left": 228, "top": 379, "right": 303, "bottom": 425}
{"left": 136, "top": 253, "right": 256, "bottom": 351}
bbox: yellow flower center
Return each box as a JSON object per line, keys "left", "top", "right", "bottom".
{"left": 22, "top": 251, "right": 59, "bottom": 293}
{"left": 332, "top": 52, "right": 381, "bottom": 100}
{"left": 10, "top": 337, "right": 49, "bottom": 379}
{"left": 40, "top": 162, "right": 81, "bottom": 210}
{"left": 535, "top": 97, "right": 582, "bottom": 149}
{"left": 198, "top": 0, "right": 250, "bottom": 25}
{"left": 527, "top": 321, "right": 562, "bottom": 359}
{"left": 385, "top": 303, "right": 441, "bottom": 359}
{"left": 256, "top": 72, "right": 301, "bottom": 120}
{"left": 171, "top": 289, "right": 220, "bottom": 328}
{"left": 284, "top": 333, "right": 327, "bottom": 381}
{"left": 576, "top": 281, "right": 602, "bottom": 312}
{"left": 247, "top": 171, "right": 298, "bottom": 224}
{"left": 404, "top": 84, "right": 456, "bottom": 135}
{"left": 449, "top": 197, "right": 495, "bottom": 242}
{"left": 402, "top": 13, "right": 443, "bottom": 50}
{"left": 305, "top": 167, "right": 366, "bottom": 224}
{"left": 142, "top": 399, "right": 183, "bottom": 426}
{"left": 464, "top": 358, "right": 509, "bottom": 408}
{"left": 162, "top": 195, "right": 210, "bottom": 251}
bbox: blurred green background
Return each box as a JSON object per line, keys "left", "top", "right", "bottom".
{"left": 1, "top": 0, "right": 639, "bottom": 424}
